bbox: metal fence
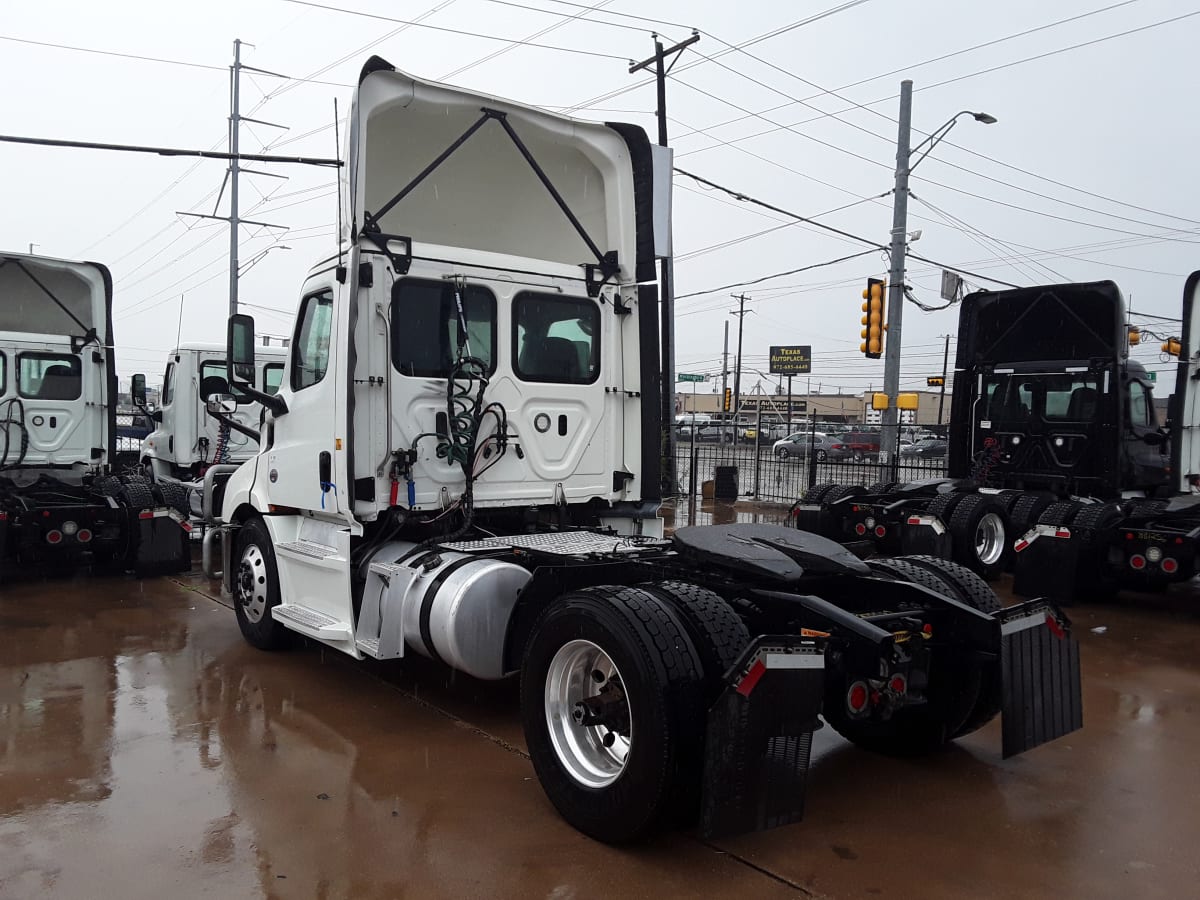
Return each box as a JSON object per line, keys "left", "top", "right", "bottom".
{"left": 673, "top": 441, "right": 948, "bottom": 503}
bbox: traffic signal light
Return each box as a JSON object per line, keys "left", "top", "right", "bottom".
{"left": 1128, "top": 325, "right": 1141, "bottom": 347}
{"left": 1162, "top": 337, "right": 1181, "bottom": 357}
{"left": 861, "top": 278, "right": 886, "bottom": 358}
{"left": 927, "top": 376, "right": 945, "bottom": 387}
{"left": 723, "top": 387, "right": 732, "bottom": 411}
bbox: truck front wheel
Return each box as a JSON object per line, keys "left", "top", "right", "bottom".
{"left": 520, "top": 586, "right": 705, "bottom": 843}
{"left": 233, "top": 518, "right": 289, "bottom": 651}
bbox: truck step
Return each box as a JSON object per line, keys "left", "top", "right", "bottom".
{"left": 355, "top": 637, "right": 381, "bottom": 658}
{"left": 272, "top": 604, "right": 352, "bottom": 641}
{"left": 277, "top": 539, "right": 340, "bottom": 560}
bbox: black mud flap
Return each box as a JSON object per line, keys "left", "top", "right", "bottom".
{"left": 998, "top": 601, "right": 1082, "bottom": 758}
{"left": 0, "top": 514, "right": 8, "bottom": 580}
{"left": 1012, "top": 526, "right": 1082, "bottom": 600}
{"left": 900, "top": 513, "right": 953, "bottom": 558}
{"left": 699, "top": 638, "right": 825, "bottom": 839}
{"left": 133, "top": 507, "right": 192, "bottom": 577}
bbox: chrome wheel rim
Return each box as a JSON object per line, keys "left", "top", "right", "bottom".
{"left": 975, "top": 513, "right": 1006, "bottom": 566}
{"left": 237, "top": 544, "right": 269, "bottom": 623}
{"left": 545, "top": 640, "right": 631, "bottom": 788}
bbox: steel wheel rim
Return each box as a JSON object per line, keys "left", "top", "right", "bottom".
{"left": 237, "top": 543, "right": 269, "bottom": 623}
{"left": 975, "top": 513, "right": 1006, "bottom": 566}
{"left": 545, "top": 639, "right": 631, "bottom": 788}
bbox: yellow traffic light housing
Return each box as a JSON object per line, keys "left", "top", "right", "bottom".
{"left": 1162, "top": 337, "right": 1182, "bottom": 357}
{"left": 723, "top": 387, "right": 732, "bottom": 411}
{"left": 860, "top": 278, "right": 886, "bottom": 358}
{"left": 1128, "top": 326, "right": 1140, "bottom": 347}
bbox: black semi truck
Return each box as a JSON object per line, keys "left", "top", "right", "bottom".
{"left": 795, "top": 276, "right": 1199, "bottom": 601}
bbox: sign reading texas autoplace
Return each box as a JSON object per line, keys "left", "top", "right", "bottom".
{"left": 768, "top": 345, "right": 812, "bottom": 375}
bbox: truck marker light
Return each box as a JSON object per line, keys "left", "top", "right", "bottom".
{"left": 1162, "top": 557, "right": 1179, "bottom": 574}
{"left": 1125, "top": 533, "right": 1134, "bottom": 540}
{"left": 1130, "top": 554, "right": 1146, "bottom": 570}
{"left": 1176, "top": 537, "right": 1185, "bottom": 545}
{"left": 0, "top": 512, "right": 7, "bottom": 521}
{"left": 922, "top": 623, "right": 933, "bottom": 636}
{"left": 46, "top": 530, "right": 63, "bottom": 545}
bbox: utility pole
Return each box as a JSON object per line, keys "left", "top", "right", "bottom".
{"left": 731, "top": 294, "right": 750, "bottom": 432}
{"left": 937, "top": 333, "right": 951, "bottom": 427}
{"left": 882, "top": 79, "right": 913, "bottom": 463}
{"left": 228, "top": 38, "right": 243, "bottom": 317}
{"left": 630, "top": 31, "right": 699, "bottom": 497}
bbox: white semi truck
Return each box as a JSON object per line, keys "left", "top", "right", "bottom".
{"left": 200, "top": 57, "right": 1082, "bottom": 843}
{"left": 135, "top": 342, "right": 288, "bottom": 482}
{"left": 0, "top": 251, "right": 191, "bottom": 579}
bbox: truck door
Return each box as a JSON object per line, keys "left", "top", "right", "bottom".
{"left": 14, "top": 347, "right": 103, "bottom": 466}
{"left": 264, "top": 281, "right": 342, "bottom": 515}
{"left": 1123, "top": 378, "right": 1168, "bottom": 492}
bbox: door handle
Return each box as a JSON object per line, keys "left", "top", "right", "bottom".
{"left": 319, "top": 450, "right": 332, "bottom": 485}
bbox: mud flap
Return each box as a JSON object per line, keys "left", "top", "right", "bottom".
{"left": 133, "top": 508, "right": 192, "bottom": 577}
{"left": 699, "top": 638, "right": 825, "bottom": 839}
{"left": 900, "top": 514, "right": 953, "bottom": 558}
{"left": 0, "top": 514, "right": 8, "bottom": 580}
{"left": 998, "top": 601, "right": 1082, "bottom": 758}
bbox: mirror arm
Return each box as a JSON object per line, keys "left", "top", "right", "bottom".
{"left": 210, "top": 408, "right": 261, "bottom": 442}
{"left": 230, "top": 383, "right": 288, "bottom": 416}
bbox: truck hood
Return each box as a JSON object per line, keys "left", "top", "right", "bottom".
{"left": 345, "top": 57, "right": 663, "bottom": 284}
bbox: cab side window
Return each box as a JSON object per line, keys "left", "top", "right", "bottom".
{"left": 162, "top": 362, "right": 175, "bottom": 405}
{"left": 263, "top": 363, "right": 285, "bottom": 396}
{"left": 292, "top": 290, "right": 334, "bottom": 390}
{"left": 513, "top": 293, "right": 600, "bottom": 384}
{"left": 18, "top": 353, "right": 82, "bottom": 400}
{"left": 1129, "top": 382, "right": 1154, "bottom": 427}
{"left": 0, "top": 352, "right": 6, "bottom": 396}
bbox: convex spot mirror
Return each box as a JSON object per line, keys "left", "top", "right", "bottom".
{"left": 131, "top": 373, "right": 147, "bottom": 405}
{"left": 227, "top": 313, "right": 257, "bottom": 386}
{"left": 206, "top": 394, "right": 238, "bottom": 416}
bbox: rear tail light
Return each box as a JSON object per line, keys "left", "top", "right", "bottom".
{"left": 77, "top": 529, "right": 93, "bottom": 544}
{"left": 1130, "top": 554, "right": 1146, "bottom": 570}
{"left": 888, "top": 674, "right": 907, "bottom": 695}
{"left": 854, "top": 523, "right": 867, "bottom": 536}
{"left": 874, "top": 525, "right": 887, "bottom": 538}
{"left": 1162, "top": 557, "right": 1179, "bottom": 574}
{"left": 846, "top": 681, "right": 869, "bottom": 715}
{"left": 46, "top": 530, "right": 63, "bottom": 545}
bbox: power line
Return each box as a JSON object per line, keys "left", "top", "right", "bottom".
{"left": 675, "top": 249, "right": 880, "bottom": 300}
{"left": 673, "top": 166, "right": 1020, "bottom": 288}
{"left": 277, "top": 0, "right": 632, "bottom": 62}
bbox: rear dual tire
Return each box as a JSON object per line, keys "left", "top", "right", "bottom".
{"left": 521, "top": 583, "right": 747, "bottom": 843}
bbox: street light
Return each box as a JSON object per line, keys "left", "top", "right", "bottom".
{"left": 237, "top": 243, "right": 291, "bottom": 277}
{"left": 880, "top": 82, "right": 995, "bottom": 470}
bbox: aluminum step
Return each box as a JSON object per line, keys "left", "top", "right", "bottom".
{"left": 272, "top": 604, "right": 351, "bottom": 641}
{"left": 277, "top": 539, "right": 340, "bottom": 560}
{"left": 356, "top": 637, "right": 381, "bottom": 658}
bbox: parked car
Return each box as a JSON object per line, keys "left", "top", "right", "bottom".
{"left": 899, "top": 438, "right": 948, "bottom": 459}
{"left": 677, "top": 424, "right": 733, "bottom": 444}
{"left": 835, "top": 430, "right": 881, "bottom": 461}
{"left": 773, "top": 432, "right": 851, "bottom": 461}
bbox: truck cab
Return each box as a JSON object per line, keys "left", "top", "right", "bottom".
{"left": 139, "top": 343, "right": 288, "bottom": 481}
{"left": 949, "top": 281, "right": 1168, "bottom": 498}
{"left": 0, "top": 252, "right": 188, "bottom": 577}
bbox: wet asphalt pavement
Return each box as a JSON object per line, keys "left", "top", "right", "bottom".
{"left": 3, "top": 506, "right": 1199, "bottom": 898}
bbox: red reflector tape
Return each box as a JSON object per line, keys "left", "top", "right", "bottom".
{"left": 1055, "top": 529, "right": 1071, "bottom": 538}
{"left": 180, "top": 520, "right": 193, "bottom": 532}
{"left": 735, "top": 659, "right": 767, "bottom": 697}
{"left": 1014, "top": 539, "right": 1029, "bottom": 553}
{"left": 1045, "top": 614, "right": 1065, "bottom": 640}
{"left": 907, "top": 516, "right": 921, "bottom": 525}
{"left": 139, "top": 510, "right": 154, "bottom": 519}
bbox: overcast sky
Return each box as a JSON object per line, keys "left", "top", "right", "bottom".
{"left": 3, "top": 0, "right": 1196, "bottom": 394}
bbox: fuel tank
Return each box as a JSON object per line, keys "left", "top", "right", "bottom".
{"left": 359, "top": 541, "right": 531, "bottom": 679}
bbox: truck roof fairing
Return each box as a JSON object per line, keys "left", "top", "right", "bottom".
{"left": 0, "top": 252, "right": 113, "bottom": 347}
{"left": 345, "top": 56, "right": 661, "bottom": 285}
{"left": 956, "top": 281, "right": 1126, "bottom": 368}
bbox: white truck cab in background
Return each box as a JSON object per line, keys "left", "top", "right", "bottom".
{"left": 138, "top": 342, "right": 288, "bottom": 481}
